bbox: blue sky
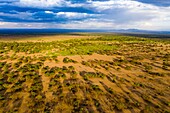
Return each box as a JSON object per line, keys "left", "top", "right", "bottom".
{"left": 0, "top": 0, "right": 170, "bottom": 30}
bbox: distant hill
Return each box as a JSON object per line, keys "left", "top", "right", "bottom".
{"left": 110, "top": 29, "right": 170, "bottom": 35}
{"left": 0, "top": 29, "right": 170, "bottom": 36}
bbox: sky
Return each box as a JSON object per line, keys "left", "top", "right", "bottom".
{"left": 0, "top": 0, "right": 170, "bottom": 30}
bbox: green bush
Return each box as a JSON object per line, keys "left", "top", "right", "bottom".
{"left": 63, "top": 57, "right": 77, "bottom": 63}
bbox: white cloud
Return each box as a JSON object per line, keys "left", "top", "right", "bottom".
{"left": 87, "top": 0, "right": 155, "bottom": 11}
{"left": 58, "top": 19, "right": 115, "bottom": 29}
{"left": 16, "top": 0, "right": 64, "bottom": 8}
{"left": 0, "top": 16, "right": 170, "bottom": 31}
{"left": 0, "top": 22, "right": 47, "bottom": 28}
{"left": 0, "top": 22, "right": 6, "bottom": 25}
{"left": 44, "top": 11, "right": 54, "bottom": 14}
{"left": 44, "top": 11, "right": 100, "bottom": 19}
{"left": 56, "top": 12, "right": 98, "bottom": 19}
{"left": 14, "top": 0, "right": 83, "bottom": 8}
{"left": 0, "top": 11, "right": 35, "bottom": 20}
{"left": 85, "top": 0, "right": 170, "bottom": 30}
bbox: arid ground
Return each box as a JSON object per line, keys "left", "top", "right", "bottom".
{"left": 0, "top": 34, "right": 169, "bottom": 113}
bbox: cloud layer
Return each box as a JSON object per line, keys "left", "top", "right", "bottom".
{"left": 0, "top": 0, "right": 170, "bottom": 30}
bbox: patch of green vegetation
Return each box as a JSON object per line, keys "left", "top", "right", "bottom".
{"left": 80, "top": 71, "right": 105, "bottom": 80}
{"left": 0, "top": 35, "right": 120, "bottom": 56}
{"left": 63, "top": 57, "right": 77, "bottom": 63}
{"left": 133, "top": 82, "right": 145, "bottom": 88}
{"left": 59, "top": 42, "right": 119, "bottom": 55}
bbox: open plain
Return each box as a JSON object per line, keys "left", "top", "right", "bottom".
{"left": 0, "top": 34, "right": 169, "bottom": 113}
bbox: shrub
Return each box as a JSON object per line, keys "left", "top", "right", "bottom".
{"left": 0, "top": 62, "right": 6, "bottom": 68}
{"left": 0, "top": 94, "right": 4, "bottom": 100}
{"left": 63, "top": 57, "right": 77, "bottom": 63}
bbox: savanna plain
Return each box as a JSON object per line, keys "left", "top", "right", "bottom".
{"left": 0, "top": 33, "right": 169, "bottom": 113}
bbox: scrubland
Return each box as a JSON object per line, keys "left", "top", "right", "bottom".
{"left": 0, "top": 34, "right": 170, "bottom": 113}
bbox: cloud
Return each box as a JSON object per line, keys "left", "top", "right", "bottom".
{"left": 86, "top": 0, "right": 157, "bottom": 11}
{"left": 56, "top": 12, "right": 99, "bottom": 19}
{"left": 135, "top": 0, "right": 170, "bottom": 7}
{"left": 13, "top": 0, "right": 83, "bottom": 8}
{"left": 44, "top": 11, "right": 54, "bottom": 14}
{"left": 85, "top": 0, "right": 170, "bottom": 30}
{"left": 17, "top": 0, "right": 64, "bottom": 8}
{"left": 0, "top": 11, "right": 35, "bottom": 21}
{"left": 0, "top": 21, "right": 48, "bottom": 28}
{"left": 0, "top": 0, "right": 170, "bottom": 30}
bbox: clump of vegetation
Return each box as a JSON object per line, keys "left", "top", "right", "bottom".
{"left": 124, "top": 66, "right": 132, "bottom": 70}
{"left": 0, "top": 62, "right": 6, "bottom": 68}
{"left": 80, "top": 71, "right": 105, "bottom": 80}
{"left": 132, "top": 82, "right": 145, "bottom": 88}
{"left": 144, "top": 64, "right": 153, "bottom": 71}
{"left": 81, "top": 61, "right": 90, "bottom": 67}
{"left": 115, "top": 102, "right": 127, "bottom": 110}
{"left": 63, "top": 57, "right": 77, "bottom": 63}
